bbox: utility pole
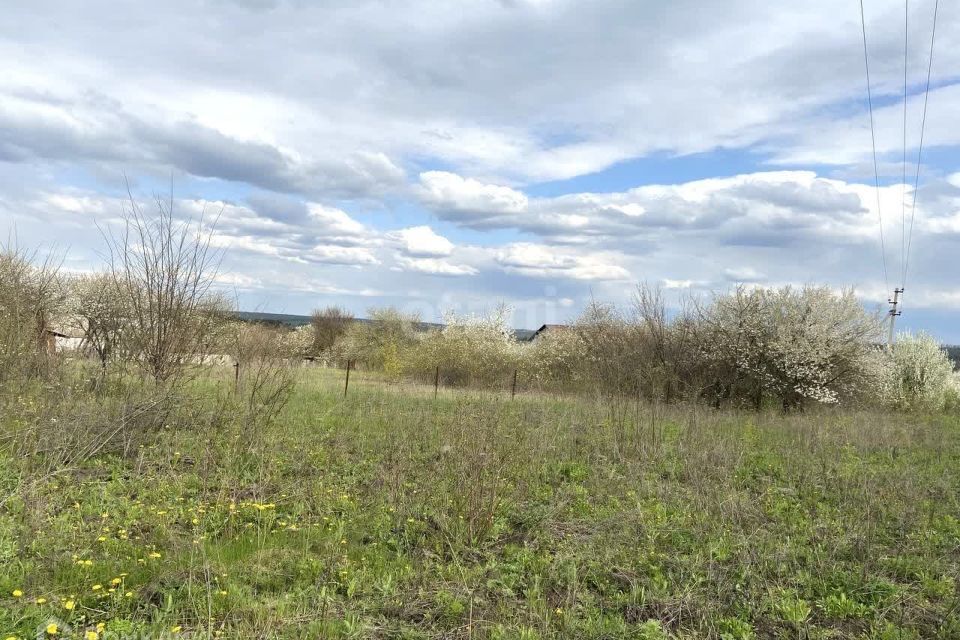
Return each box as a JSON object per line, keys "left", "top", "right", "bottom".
{"left": 886, "top": 288, "right": 903, "bottom": 350}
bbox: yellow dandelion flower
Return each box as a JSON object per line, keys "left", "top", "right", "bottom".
{"left": 96, "top": 624, "right": 105, "bottom": 631}
{"left": 36, "top": 597, "right": 47, "bottom": 604}
{"left": 85, "top": 631, "right": 98, "bottom": 640}
{"left": 92, "top": 585, "right": 102, "bottom": 591}
{"left": 63, "top": 599, "right": 76, "bottom": 610}
{"left": 124, "top": 592, "right": 133, "bottom": 597}
{"left": 148, "top": 552, "right": 162, "bottom": 559}
{"left": 5, "top": 635, "right": 18, "bottom": 640}
{"left": 46, "top": 623, "right": 58, "bottom": 634}
{"left": 12, "top": 589, "right": 23, "bottom": 597}
{"left": 96, "top": 536, "right": 107, "bottom": 542}
{"left": 110, "top": 578, "right": 122, "bottom": 586}
{"left": 170, "top": 626, "right": 182, "bottom": 633}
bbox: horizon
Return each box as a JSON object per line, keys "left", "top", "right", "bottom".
{"left": 3, "top": 1, "right": 959, "bottom": 341}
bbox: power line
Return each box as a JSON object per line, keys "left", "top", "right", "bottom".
{"left": 900, "top": 0, "right": 909, "bottom": 286}
{"left": 858, "top": 0, "right": 890, "bottom": 293}
{"left": 902, "top": 0, "right": 939, "bottom": 289}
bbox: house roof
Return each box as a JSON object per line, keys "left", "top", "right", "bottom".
{"left": 530, "top": 324, "right": 570, "bottom": 339}
{"left": 45, "top": 324, "right": 85, "bottom": 339}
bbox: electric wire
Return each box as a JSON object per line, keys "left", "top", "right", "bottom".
{"left": 902, "top": 0, "right": 939, "bottom": 290}
{"left": 858, "top": 0, "right": 890, "bottom": 293}
{"left": 901, "top": 0, "right": 909, "bottom": 288}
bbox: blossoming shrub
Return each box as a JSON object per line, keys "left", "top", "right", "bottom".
{"left": 66, "top": 272, "right": 129, "bottom": 371}
{"left": 332, "top": 307, "right": 419, "bottom": 373}
{"left": 875, "top": 332, "right": 956, "bottom": 411}
{"left": 945, "top": 373, "right": 960, "bottom": 412}
{"left": 280, "top": 325, "right": 313, "bottom": 360}
{"left": 696, "top": 286, "right": 882, "bottom": 410}
{"left": 406, "top": 307, "right": 520, "bottom": 388}
{"left": 521, "top": 327, "right": 588, "bottom": 392}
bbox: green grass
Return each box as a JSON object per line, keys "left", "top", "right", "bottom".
{"left": 3, "top": 367, "right": 960, "bottom": 638}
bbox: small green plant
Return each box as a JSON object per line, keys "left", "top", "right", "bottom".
{"left": 637, "top": 619, "right": 669, "bottom": 640}
{"left": 772, "top": 591, "right": 811, "bottom": 624}
{"left": 820, "top": 591, "right": 868, "bottom": 619}
{"left": 718, "top": 616, "right": 756, "bottom": 640}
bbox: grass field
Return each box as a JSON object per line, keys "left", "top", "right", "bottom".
{"left": 3, "top": 367, "right": 960, "bottom": 639}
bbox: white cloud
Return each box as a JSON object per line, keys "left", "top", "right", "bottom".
{"left": 495, "top": 243, "right": 630, "bottom": 281}
{"left": 723, "top": 267, "right": 766, "bottom": 283}
{"left": 303, "top": 245, "right": 379, "bottom": 266}
{"left": 394, "top": 256, "right": 477, "bottom": 276}
{"left": 417, "top": 171, "right": 529, "bottom": 221}
{"left": 390, "top": 225, "right": 454, "bottom": 257}
{"left": 306, "top": 204, "right": 368, "bottom": 236}
{"left": 418, "top": 170, "right": 882, "bottom": 246}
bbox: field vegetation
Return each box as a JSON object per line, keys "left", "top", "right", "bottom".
{"left": 2, "top": 200, "right": 960, "bottom": 639}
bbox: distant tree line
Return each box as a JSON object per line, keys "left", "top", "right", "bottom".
{"left": 292, "top": 285, "right": 959, "bottom": 412}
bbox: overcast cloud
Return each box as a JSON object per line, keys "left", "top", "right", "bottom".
{"left": 1, "top": 0, "right": 958, "bottom": 339}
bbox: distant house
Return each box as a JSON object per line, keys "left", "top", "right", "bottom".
{"left": 45, "top": 327, "right": 85, "bottom": 353}
{"left": 529, "top": 324, "right": 570, "bottom": 341}
{"left": 512, "top": 328, "right": 537, "bottom": 342}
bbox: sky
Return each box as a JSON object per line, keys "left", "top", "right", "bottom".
{"left": 2, "top": 0, "right": 959, "bottom": 340}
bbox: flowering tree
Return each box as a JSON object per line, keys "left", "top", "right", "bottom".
{"left": 876, "top": 332, "right": 956, "bottom": 411}
{"left": 67, "top": 272, "right": 129, "bottom": 372}
{"left": 697, "top": 286, "right": 882, "bottom": 410}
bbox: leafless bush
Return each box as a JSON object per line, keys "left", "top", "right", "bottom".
{"left": 103, "top": 193, "right": 225, "bottom": 384}
{"left": 227, "top": 323, "right": 295, "bottom": 443}
{"left": 574, "top": 300, "right": 637, "bottom": 396}
{"left": 309, "top": 306, "right": 353, "bottom": 357}
{"left": 333, "top": 307, "right": 419, "bottom": 375}
{"left": 0, "top": 245, "right": 64, "bottom": 387}
{"left": 631, "top": 284, "right": 700, "bottom": 402}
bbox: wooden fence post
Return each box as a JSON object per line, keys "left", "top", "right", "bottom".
{"left": 511, "top": 368, "right": 517, "bottom": 399}
{"left": 343, "top": 359, "right": 352, "bottom": 397}
{"left": 233, "top": 361, "right": 239, "bottom": 392}
{"left": 434, "top": 365, "right": 440, "bottom": 398}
